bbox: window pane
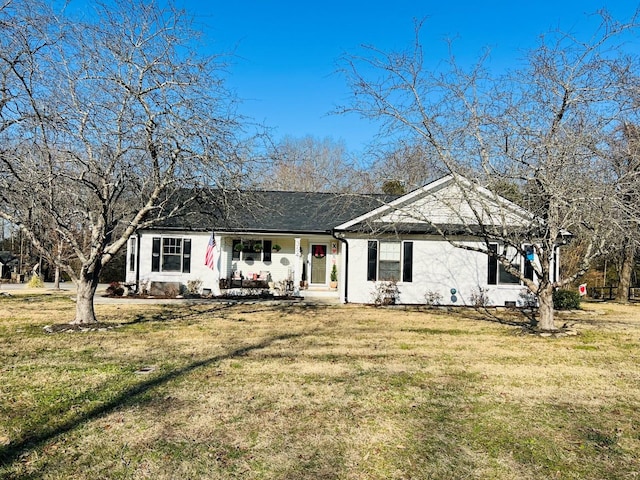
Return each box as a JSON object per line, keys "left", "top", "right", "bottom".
{"left": 163, "top": 238, "right": 181, "bottom": 255}
{"left": 379, "top": 242, "right": 400, "bottom": 261}
{"left": 379, "top": 261, "right": 400, "bottom": 281}
{"left": 162, "top": 238, "right": 182, "bottom": 271}
{"left": 379, "top": 242, "right": 400, "bottom": 281}
{"left": 498, "top": 247, "right": 520, "bottom": 284}
{"left": 498, "top": 264, "right": 520, "bottom": 284}
{"left": 162, "top": 255, "right": 181, "bottom": 271}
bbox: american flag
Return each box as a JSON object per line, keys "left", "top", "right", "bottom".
{"left": 205, "top": 231, "right": 216, "bottom": 269}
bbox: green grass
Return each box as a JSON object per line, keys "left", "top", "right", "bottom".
{"left": 0, "top": 295, "right": 639, "bottom": 479}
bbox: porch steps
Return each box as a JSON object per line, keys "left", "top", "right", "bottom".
{"left": 300, "top": 288, "right": 340, "bottom": 304}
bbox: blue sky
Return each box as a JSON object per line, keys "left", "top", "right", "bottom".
{"left": 180, "top": 1, "right": 637, "bottom": 153}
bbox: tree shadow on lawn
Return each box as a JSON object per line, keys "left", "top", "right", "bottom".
{"left": 0, "top": 331, "right": 307, "bottom": 469}
{"left": 126, "top": 301, "right": 332, "bottom": 326}
{"left": 462, "top": 306, "right": 538, "bottom": 329}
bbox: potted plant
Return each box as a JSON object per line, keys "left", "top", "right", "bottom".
{"left": 253, "top": 242, "right": 262, "bottom": 253}
{"left": 272, "top": 243, "right": 282, "bottom": 252}
{"left": 329, "top": 264, "right": 338, "bottom": 289}
{"left": 234, "top": 242, "right": 244, "bottom": 252}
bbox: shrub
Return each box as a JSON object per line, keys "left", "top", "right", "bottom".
{"left": 553, "top": 289, "right": 581, "bottom": 310}
{"left": 424, "top": 290, "right": 443, "bottom": 306}
{"left": 372, "top": 280, "right": 399, "bottom": 306}
{"left": 330, "top": 264, "right": 338, "bottom": 282}
{"left": 27, "top": 275, "right": 44, "bottom": 288}
{"left": 469, "top": 286, "right": 491, "bottom": 307}
{"left": 106, "top": 281, "right": 124, "bottom": 296}
{"left": 187, "top": 279, "right": 203, "bottom": 295}
{"left": 519, "top": 289, "right": 538, "bottom": 308}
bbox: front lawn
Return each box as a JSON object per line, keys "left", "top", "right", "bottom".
{"left": 1, "top": 295, "right": 638, "bottom": 479}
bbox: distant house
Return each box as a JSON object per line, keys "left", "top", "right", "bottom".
{"left": 125, "top": 175, "right": 559, "bottom": 306}
{"left": 0, "top": 251, "right": 18, "bottom": 279}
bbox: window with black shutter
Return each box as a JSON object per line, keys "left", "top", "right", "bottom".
{"left": 263, "top": 240, "right": 272, "bottom": 262}
{"left": 182, "top": 239, "right": 191, "bottom": 273}
{"left": 368, "top": 240, "right": 413, "bottom": 282}
{"left": 488, "top": 243, "right": 524, "bottom": 285}
{"left": 367, "top": 241, "right": 378, "bottom": 281}
{"left": 161, "top": 238, "right": 182, "bottom": 271}
{"left": 488, "top": 244, "right": 498, "bottom": 285}
{"left": 402, "top": 242, "right": 413, "bottom": 283}
{"left": 152, "top": 237, "right": 193, "bottom": 273}
{"left": 152, "top": 237, "right": 161, "bottom": 272}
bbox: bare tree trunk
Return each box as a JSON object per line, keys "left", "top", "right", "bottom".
{"left": 616, "top": 239, "right": 635, "bottom": 303}
{"left": 54, "top": 240, "right": 62, "bottom": 289}
{"left": 54, "top": 265, "right": 60, "bottom": 290}
{"left": 71, "top": 261, "right": 101, "bottom": 324}
{"left": 537, "top": 284, "right": 556, "bottom": 331}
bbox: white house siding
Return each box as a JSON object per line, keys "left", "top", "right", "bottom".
{"left": 125, "top": 231, "right": 220, "bottom": 292}
{"left": 345, "top": 236, "right": 531, "bottom": 307}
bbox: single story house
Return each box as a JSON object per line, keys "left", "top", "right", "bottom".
{"left": 125, "top": 175, "right": 559, "bottom": 306}
{"left": 0, "top": 251, "right": 18, "bottom": 280}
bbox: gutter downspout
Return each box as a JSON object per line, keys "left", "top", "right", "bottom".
{"left": 331, "top": 230, "right": 348, "bottom": 303}
{"left": 135, "top": 233, "right": 141, "bottom": 287}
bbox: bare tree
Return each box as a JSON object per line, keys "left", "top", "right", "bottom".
{"left": 259, "top": 135, "right": 368, "bottom": 193}
{"left": 367, "top": 140, "right": 446, "bottom": 193}
{"left": 339, "top": 12, "right": 639, "bottom": 330}
{"left": 0, "top": 0, "right": 246, "bottom": 323}
{"left": 609, "top": 124, "right": 640, "bottom": 302}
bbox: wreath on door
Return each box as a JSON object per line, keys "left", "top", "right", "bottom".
{"left": 313, "top": 245, "right": 326, "bottom": 259}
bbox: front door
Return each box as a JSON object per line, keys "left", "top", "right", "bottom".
{"left": 310, "top": 244, "right": 327, "bottom": 284}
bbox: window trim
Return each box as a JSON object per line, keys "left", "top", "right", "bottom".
{"left": 367, "top": 239, "right": 413, "bottom": 283}
{"left": 488, "top": 243, "right": 532, "bottom": 286}
{"left": 231, "top": 238, "right": 273, "bottom": 263}
{"left": 128, "top": 237, "right": 136, "bottom": 272}
{"left": 151, "top": 236, "right": 191, "bottom": 273}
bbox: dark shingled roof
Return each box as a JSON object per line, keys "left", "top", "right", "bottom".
{"left": 152, "top": 190, "right": 398, "bottom": 234}
{"left": 0, "top": 251, "right": 16, "bottom": 263}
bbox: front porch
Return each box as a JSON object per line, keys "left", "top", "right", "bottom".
{"left": 216, "top": 233, "right": 342, "bottom": 297}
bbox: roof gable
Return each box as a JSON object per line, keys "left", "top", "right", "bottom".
{"left": 335, "top": 175, "right": 535, "bottom": 233}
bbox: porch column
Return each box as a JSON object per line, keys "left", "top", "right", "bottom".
{"left": 294, "top": 237, "right": 301, "bottom": 295}
{"left": 211, "top": 233, "right": 222, "bottom": 296}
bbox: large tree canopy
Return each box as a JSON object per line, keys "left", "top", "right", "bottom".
{"left": 0, "top": 0, "right": 247, "bottom": 323}
{"left": 339, "top": 12, "right": 640, "bottom": 330}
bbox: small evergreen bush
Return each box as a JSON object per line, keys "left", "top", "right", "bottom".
{"left": 553, "top": 289, "right": 581, "bottom": 310}
{"left": 330, "top": 264, "right": 338, "bottom": 283}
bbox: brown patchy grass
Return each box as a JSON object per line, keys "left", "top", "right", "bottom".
{"left": 0, "top": 294, "right": 639, "bottom": 479}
